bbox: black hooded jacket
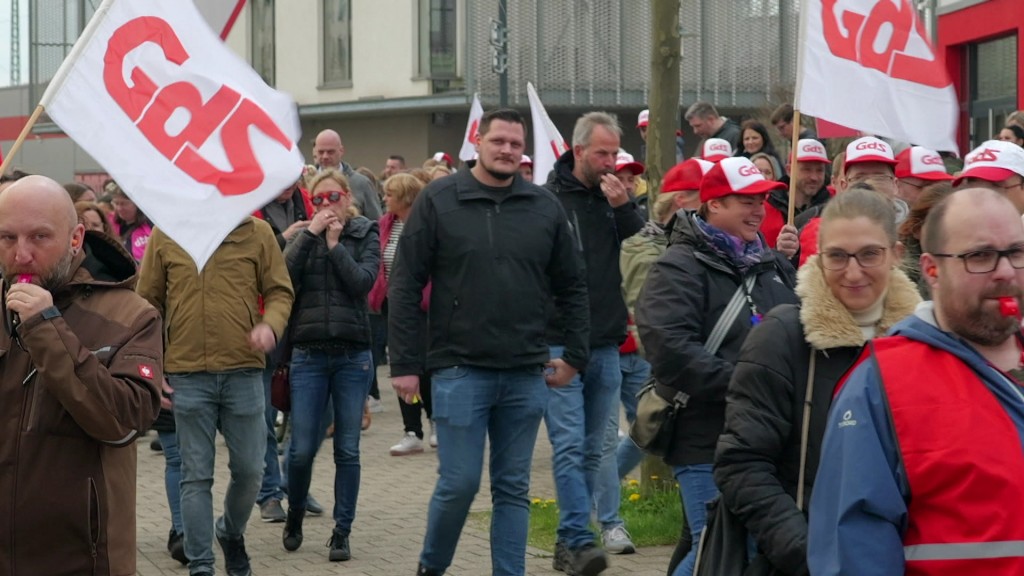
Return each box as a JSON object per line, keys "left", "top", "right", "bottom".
{"left": 545, "top": 150, "right": 645, "bottom": 349}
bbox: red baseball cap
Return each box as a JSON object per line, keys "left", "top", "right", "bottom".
{"left": 953, "top": 140, "right": 1024, "bottom": 186}
{"left": 844, "top": 137, "right": 897, "bottom": 172}
{"left": 795, "top": 139, "right": 829, "bottom": 163}
{"left": 662, "top": 159, "right": 713, "bottom": 194}
{"left": 614, "top": 151, "right": 644, "bottom": 175}
{"left": 433, "top": 151, "right": 454, "bottom": 167}
{"left": 700, "top": 157, "right": 786, "bottom": 202}
{"left": 895, "top": 146, "right": 954, "bottom": 181}
{"left": 701, "top": 138, "right": 733, "bottom": 163}
{"left": 520, "top": 154, "right": 533, "bottom": 167}
{"left": 637, "top": 109, "right": 650, "bottom": 128}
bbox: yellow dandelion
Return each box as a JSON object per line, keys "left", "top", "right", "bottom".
{"left": 627, "top": 479, "right": 639, "bottom": 487}
{"left": 532, "top": 498, "right": 542, "bottom": 505}
{"left": 546, "top": 499, "right": 557, "bottom": 505}
{"left": 629, "top": 493, "right": 641, "bottom": 502}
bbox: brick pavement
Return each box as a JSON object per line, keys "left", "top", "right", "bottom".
{"left": 136, "top": 368, "right": 674, "bottom": 575}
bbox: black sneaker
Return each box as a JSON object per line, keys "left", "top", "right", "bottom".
{"left": 417, "top": 563, "right": 443, "bottom": 575}
{"left": 166, "top": 529, "right": 188, "bottom": 566}
{"left": 306, "top": 494, "right": 324, "bottom": 516}
{"left": 553, "top": 540, "right": 578, "bottom": 575}
{"left": 216, "top": 533, "right": 252, "bottom": 576}
{"left": 282, "top": 507, "right": 305, "bottom": 552}
{"left": 259, "top": 498, "right": 286, "bottom": 523}
{"left": 150, "top": 437, "right": 163, "bottom": 451}
{"left": 327, "top": 529, "right": 351, "bottom": 562}
{"left": 570, "top": 543, "right": 608, "bottom": 576}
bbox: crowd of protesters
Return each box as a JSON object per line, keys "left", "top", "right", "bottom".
{"left": 3, "top": 100, "right": 1024, "bottom": 576}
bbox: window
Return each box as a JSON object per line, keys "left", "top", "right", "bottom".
{"left": 323, "top": 0, "right": 352, "bottom": 85}
{"left": 250, "top": 0, "right": 275, "bottom": 85}
{"left": 418, "top": 0, "right": 457, "bottom": 87}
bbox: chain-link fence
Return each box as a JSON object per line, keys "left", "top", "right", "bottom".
{"left": 465, "top": 0, "right": 802, "bottom": 111}
{"left": 28, "top": 0, "right": 99, "bottom": 111}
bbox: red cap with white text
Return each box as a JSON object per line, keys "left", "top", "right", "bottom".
{"left": 700, "top": 157, "right": 786, "bottom": 202}
{"left": 701, "top": 138, "right": 733, "bottom": 163}
{"left": 637, "top": 109, "right": 649, "bottom": 128}
{"left": 953, "top": 140, "right": 1024, "bottom": 186}
{"left": 662, "top": 159, "right": 713, "bottom": 194}
{"left": 614, "top": 150, "right": 645, "bottom": 175}
{"left": 432, "top": 151, "right": 454, "bottom": 167}
{"left": 795, "top": 139, "right": 830, "bottom": 163}
{"left": 520, "top": 154, "right": 533, "bottom": 167}
{"left": 895, "top": 146, "right": 954, "bottom": 181}
{"left": 844, "top": 137, "right": 898, "bottom": 171}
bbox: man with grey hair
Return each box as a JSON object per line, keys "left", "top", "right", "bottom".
{"left": 544, "top": 111, "right": 645, "bottom": 575}
{"left": 313, "top": 129, "right": 383, "bottom": 220}
{"left": 685, "top": 101, "right": 741, "bottom": 151}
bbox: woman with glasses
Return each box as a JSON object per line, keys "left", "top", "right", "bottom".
{"left": 281, "top": 169, "right": 380, "bottom": 562}
{"left": 714, "top": 187, "right": 920, "bottom": 575}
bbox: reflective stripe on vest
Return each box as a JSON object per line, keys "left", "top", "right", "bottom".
{"left": 905, "top": 541, "right": 1024, "bottom": 562}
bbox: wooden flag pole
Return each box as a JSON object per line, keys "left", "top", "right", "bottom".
{"left": 0, "top": 105, "right": 46, "bottom": 177}
{"left": 786, "top": 109, "right": 803, "bottom": 226}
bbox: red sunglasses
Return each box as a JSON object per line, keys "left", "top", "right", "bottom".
{"left": 312, "top": 191, "right": 348, "bottom": 205}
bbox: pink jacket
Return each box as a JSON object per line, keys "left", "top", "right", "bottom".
{"left": 369, "top": 212, "right": 430, "bottom": 313}
{"left": 108, "top": 214, "right": 153, "bottom": 263}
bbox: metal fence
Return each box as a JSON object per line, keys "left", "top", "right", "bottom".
{"left": 465, "top": 0, "right": 802, "bottom": 111}
{"left": 28, "top": 0, "right": 100, "bottom": 108}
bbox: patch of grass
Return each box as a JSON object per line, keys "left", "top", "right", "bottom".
{"left": 468, "top": 479, "right": 681, "bottom": 553}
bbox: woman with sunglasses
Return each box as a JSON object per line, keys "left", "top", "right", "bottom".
{"left": 713, "top": 187, "right": 920, "bottom": 575}
{"left": 281, "top": 169, "right": 380, "bottom": 562}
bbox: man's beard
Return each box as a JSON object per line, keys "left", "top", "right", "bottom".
{"left": 941, "top": 280, "right": 1022, "bottom": 346}
{"left": 2, "top": 249, "right": 76, "bottom": 293}
{"left": 479, "top": 157, "right": 516, "bottom": 183}
{"left": 581, "top": 162, "right": 611, "bottom": 189}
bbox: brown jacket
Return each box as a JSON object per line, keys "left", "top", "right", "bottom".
{"left": 0, "top": 231, "right": 162, "bottom": 575}
{"left": 136, "top": 217, "right": 294, "bottom": 372}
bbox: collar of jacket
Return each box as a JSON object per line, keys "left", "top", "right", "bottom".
{"left": 453, "top": 168, "right": 539, "bottom": 202}
{"left": 667, "top": 210, "right": 774, "bottom": 276}
{"left": 798, "top": 254, "right": 921, "bottom": 349}
{"left": 768, "top": 182, "right": 831, "bottom": 213}
{"left": 547, "top": 149, "right": 603, "bottom": 198}
{"left": 49, "top": 228, "right": 139, "bottom": 302}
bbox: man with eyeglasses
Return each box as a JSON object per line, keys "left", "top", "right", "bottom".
{"left": 953, "top": 140, "right": 1024, "bottom": 213}
{"left": 809, "top": 187, "right": 1024, "bottom": 575}
{"left": 894, "top": 146, "right": 955, "bottom": 206}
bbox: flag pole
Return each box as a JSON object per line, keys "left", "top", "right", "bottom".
{"left": 0, "top": 105, "right": 46, "bottom": 177}
{"left": 786, "top": 109, "right": 803, "bottom": 226}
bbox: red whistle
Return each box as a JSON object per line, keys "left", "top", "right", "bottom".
{"left": 16, "top": 275, "right": 33, "bottom": 284}
{"left": 998, "top": 297, "right": 1020, "bottom": 318}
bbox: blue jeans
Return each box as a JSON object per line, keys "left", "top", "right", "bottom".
{"left": 420, "top": 365, "right": 548, "bottom": 576}
{"left": 545, "top": 345, "right": 622, "bottom": 548}
{"left": 171, "top": 369, "right": 267, "bottom": 575}
{"left": 672, "top": 464, "right": 719, "bottom": 576}
{"left": 258, "top": 363, "right": 286, "bottom": 504}
{"left": 616, "top": 353, "right": 649, "bottom": 478}
{"left": 287, "top": 347, "right": 372, "bottom": 534}
{"left": 158, "top": 430, "right": 183, "bottom": 535}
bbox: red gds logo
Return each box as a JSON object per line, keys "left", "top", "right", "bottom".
{"left": 103, "top": 17, "right": 294, "bottom": 196}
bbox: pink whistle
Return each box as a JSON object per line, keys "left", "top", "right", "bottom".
{"left": 16, "top": 275, "right": 32, "bottom": 283}
{"left": 998, "top": 297, "right": 1020, "bottom": 318}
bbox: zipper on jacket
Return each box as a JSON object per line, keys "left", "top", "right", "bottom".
{"left": 485, "top": 209, "right": 495, "bottom": 250}
{"left": 88, "top": 477, "right": 99, "bottom": 565}
{"left": 571, "top": 211, "right": 584, "bottom": 251}
{"left": 21, "top": 370, "right": 39, "bottom": 433}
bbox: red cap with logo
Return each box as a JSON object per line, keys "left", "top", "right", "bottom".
{"left": 953, "top": 140, "right": 1024, "bottom": 186}
{"left": 895, "top": 146, "right": 954, "bottom": 181}
{"left": 795, "top": 139, "right": 830, "bottom": 163}
{"left": 700, "top": 157, "right": 786, "bottom": 202}
{"left": 662, "top": 159, "right": 713, "bottom": 194}
{"left": 844, "top": 137, "right": 898, "bottom": 171}
{"left": 433, "top": 151, "right": 454, "bottom": 167}
{"left": 520, "top": 154, "right": 533, "bottom": 167}
{"left": 701, "top": 138, "right": 733, "bottom": 163}
{"left": 637, "top": 109, "right": 649, "bottom": 128}
{"left": 614, "top": 151, "right": 645, "bottom": 175}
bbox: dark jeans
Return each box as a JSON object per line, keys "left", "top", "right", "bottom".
{"left": 399, "top": 372, "right": 433, "bottom": 437}
{"left": 258, "top": 363, "right": 285, "bottom": 504}
{"left": 369, "top": 312, "right": 388, "bottom": 400}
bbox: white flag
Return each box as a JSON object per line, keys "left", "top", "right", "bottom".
{"left": 45, "top": 0, "right": 303, "bottom": 271}
{"left": 527, "top": 82, "right": 569, "bottom": 184}
{"left": 795, "top": 0, "right": 958, "bottom": 152}
{"left": 459, "top": 93, "right": 484, "bottom": 162}
{"left": 194, "top": 0, "right": 247, "bottom": 39}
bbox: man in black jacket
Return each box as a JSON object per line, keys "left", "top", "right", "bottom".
{"left": 545, "top": 112, "right": 645, "bottom": 576}
{"left": 389, "top": 109, "right": 589, "bottom": 576}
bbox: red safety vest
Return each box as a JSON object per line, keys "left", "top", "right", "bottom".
{"left": 872, "top": 336, "right": 1024, "bottom": 575}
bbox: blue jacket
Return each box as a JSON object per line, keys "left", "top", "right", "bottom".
{"left": 807, "top": 302, "right": 1024, "bottom": 575}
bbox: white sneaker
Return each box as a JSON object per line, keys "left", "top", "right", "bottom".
{"left": 389, "top": 432, "right": 424, "bottom": 456}
{"left": 602, "top": 525, "right": 636, "bottom": 554}
{"left": 428, "top": 421, "right": 438, "bottom": 448}
{"left": 367, "top": 397, "right": 384, "bottom": 413}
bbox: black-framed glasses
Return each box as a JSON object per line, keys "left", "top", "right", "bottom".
{"left": 820, "top": 247, "right": 888, "bottom": 271}
{"left": 932, "top": 246, "right": 1024, "bottom": 274}
{"left": 311, "top": 191, "right": 346, "bottom": 206}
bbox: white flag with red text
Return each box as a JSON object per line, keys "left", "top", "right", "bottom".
{"left": 194, "top": 0, "right": 247, "bottom": 39}
{"left": 796, "top": 0, "right": 958, "bottom": 152}
{"left": 459, "top": 93, "right": 484, "bottom": 162}
{"left": 44, "top": 0, "right": 303, "bottom": 271}
{"left": 527, "top": 82, "right": 569, "bottom": 184}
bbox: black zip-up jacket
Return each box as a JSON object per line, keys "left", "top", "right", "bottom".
{"left": 635, "top": 212, "right": 798, "bottom": 466}
{"left": 388, "top": 169, "right": 590, "bottom": 376}
{"left": 284, "top": 216, "right": 379, "bottom": 348}
{"left": 544, "top": 150, "right": 645, "bottom": 349}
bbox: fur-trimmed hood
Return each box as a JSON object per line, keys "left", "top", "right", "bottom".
{"left": 797, "top": 254, "right": 921, "bottom": 350}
